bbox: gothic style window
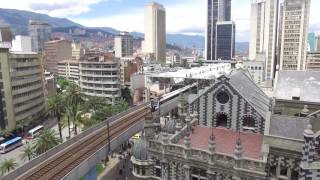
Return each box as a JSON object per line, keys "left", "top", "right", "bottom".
{"left": 216, "top": 113, "right": 228, "bottom": 127}
{"left": 242, "top": 115, "right": 255, "bottom": 128}
{"left": 216, "top": 91, "right": 229, "bottom": 104}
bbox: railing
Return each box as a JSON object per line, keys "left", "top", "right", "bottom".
{"left": 3, "top": 102, "right": 150, "bottom": 180}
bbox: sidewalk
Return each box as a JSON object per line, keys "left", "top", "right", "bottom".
{"left": 98, "top": 155, "right": 121, "bottom": 180}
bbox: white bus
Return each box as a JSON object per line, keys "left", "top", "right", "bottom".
{"left": 26, "top": 125, "right": 44, "bottom": 140}
{"left": 0, "top": 137, "right": 23, "bottom": 153}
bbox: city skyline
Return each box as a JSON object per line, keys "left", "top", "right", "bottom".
{"left": 0, "top": 0, "right": 319, "bottom": 42}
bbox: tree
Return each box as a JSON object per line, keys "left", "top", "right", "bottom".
{"left": 46, "top": 94, "right": 65, "bottom": 140}
{"left": 121, "top": 87, "right": 133, "bottom": 105}
{"left": 84, "top": 96, "right": 109, "bottom": 112}
{"left": 0, "top": 159, "right": 17, "bottom": 175}
{"left": 20, "top": 144, "right": 35, "bottom": 162}
{"left": 33, "top": 128, "right": 61, "bottom": 155}
{"left": 57, "top": 76, "right": 71, "bottom": 91}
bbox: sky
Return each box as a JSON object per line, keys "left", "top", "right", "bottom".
{"left": 0, "top": 0, "right": 319, "bottom": 42}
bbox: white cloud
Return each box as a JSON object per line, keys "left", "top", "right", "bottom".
{"left": 0, "top": 0, "right": 102, "bottom": 17}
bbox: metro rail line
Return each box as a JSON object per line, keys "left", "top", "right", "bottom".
{"left": 17, "top": 105, "right": 150, "bottom": 180}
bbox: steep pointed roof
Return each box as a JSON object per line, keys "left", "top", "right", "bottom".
{"left": 228, "top": 69, "right": 271, "bottom": 119}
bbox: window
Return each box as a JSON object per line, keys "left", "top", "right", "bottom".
{"left": 216, "top": 113, "right": 228, "bottom": 127}
{"left": 216, "top": 91, "right": 229, "bottom": 104}
{"left": 242, "top": 115, "right": 255, "bottom": 128}
{"left": 292, "top": 96, "right": 300, "bottom": 100}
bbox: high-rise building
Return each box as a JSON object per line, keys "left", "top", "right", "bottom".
{"left": 28, "top": 20, "right": 51, "bottom": 53}
{"left": 279, "top": 0, "right": 310, "bottom": 70}
{"left": 44, "top": 40, "right": 72, "bottom": 74}
{"left": 114, "top": 32, "right": 134, "bottom": 58}
{"left": 0, "top": 26, "right": 45, "bottom": 129}
{"left": 143, "top": 2, "right": 166, "bottom": 63}
{"left": 308, "top": 33, "right": 316, "bottom": 52}
{"left": 249, "top": 0, "right": 279, "bottom": 80}
{"left": 205, "top": 0, "right": 231, "bottom": 60}
{"left": 11, "top": 35, "right": 32, "bottom": 52}
{"left": 215, "top": 21, "right": 235, "bottom": 60}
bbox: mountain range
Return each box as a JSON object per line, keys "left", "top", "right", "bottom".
{"left": 0, "top": 8, "right": 248, "bottom": 52}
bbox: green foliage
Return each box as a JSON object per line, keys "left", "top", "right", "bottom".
{"left": 20, "top": 144, "right": 35, "bottom": 162}
{"left": 46, "top": 94, "right": 65, "bottom": 140}
{"left": 33, "top": 128, "right": 61, "bottom": 155}
{"left": 96, "top": 163, "right": 105, "bottom": 174}
{"left": 121, "top": 87, "right": 133, "bottom": 105}
{"left": 0, "top": 159, "right": 17, "bottom": 175}
{"left": 57, "top": 76, "right": 71, "bottom": 91}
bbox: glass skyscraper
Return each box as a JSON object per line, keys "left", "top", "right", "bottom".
{"left": 205, "top": 0, "right": 232, "bottom": 60}
{"left": 215, "top": 21, "right": 235, "bottom": 60}
{"left": 28, "top": 20, "right": 51, "bottom": 53}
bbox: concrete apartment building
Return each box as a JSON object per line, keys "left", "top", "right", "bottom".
{"left": 250, "top": 0, "right": 279, "bottom": 80}
{"left": 306, "top": 52, "right": 320, "bottom": 71}
{"left": 143, "top": 2, "right": 166, "bottom": 63}
{"left": 79, "top": 55, "right": 121, "bottom": 102}
{"left": 0, "top": 26, "right": 45, "bottom": 129}
{"left": 28, "top": 20, "right": 51, "bottom": 53}
{"left": 119, "top": 57, "right": 141, "bottom": 87}
{"left": 114, "top": 32, "right": 133, "bottom": 58}
{"left": 279, "top": 0, "right": 310, "bottom": 70}
{"left": 44, "top": 40, "right": 72, "bottom": 74}
{"left": 57, "top": 60, "right": 80, "bottom": 83}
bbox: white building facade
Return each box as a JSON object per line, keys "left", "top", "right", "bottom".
{"left": 11, "top": 35, "right": 32, "bottom": 52}
{"left": 279, "top": 0, "right": 310, "bottom": 70}
{"left": 143, "top": 2, "right": 166, "bottom": 63}
{"left": 114, "top": 32, "right": 133, "bottom": 58}
{"left": 249, "top": 0, "right": 279, "bottom": 80}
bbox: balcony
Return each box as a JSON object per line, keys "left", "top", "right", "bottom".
{"left": 80, "top": 85, "right": 120, "bottom": 92}
{"left": 12, "top": 69, "right": 41, "bottom": 77}
{"left": 14, "top": 61, "right": 39, "bottom": 68}
{"left": 13, "top": 91, "right": 43, "bottom": 104}
{"left": 79, "top": 79, "right": 120, "bottom": 85}
{"left": 14, "top": 98, "right": 44, "bottom": 113}
{"left": 15, "top": 103, "right": 45, "bottom": 122}
{"left": 12, "top": 84, "right": 43, "bottom": 95}
{"left": 11, "top": 76, "right": 42, "bottom": 86}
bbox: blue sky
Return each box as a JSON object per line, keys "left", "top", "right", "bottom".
{"left": 0, "top": 0, "right": 319, "bottom": 42}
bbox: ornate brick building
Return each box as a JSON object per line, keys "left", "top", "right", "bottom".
{"left": 131, "top": 69, "right": 319, "bottom": 180}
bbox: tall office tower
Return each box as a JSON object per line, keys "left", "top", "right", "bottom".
{"left": 28, "top": 20, "right": 51, "bottom": 53}
{"left": 144, "top": 2, "right": 166, "bottom": 63}
{"left": 249, "top": 0, "right": 279, "bottom": 80}
{"left": 215, "top": 21, "right": 235, "bottom": 60}
{"left": 279, "top": 0, "right": 310, "bottom": 70}
{"left": 0, "top": 26, "right": 45, "bottom": 129}
{"left": 44, "top": 40, "right": 72, "bottom": 74}
{"left": 206, "top": 0, "right": 231, "bottom": 60}
{"left": 114, "top": 32, "right": 134, "bottom": 58}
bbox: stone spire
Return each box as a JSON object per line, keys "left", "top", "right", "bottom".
{"left": 234, "top": 137, "right": 243, "bottom": 159}
{"left": 208, "top": 134, "right": 216, "bottom": 153}
{"left": 184, "top": 134, "right": 191, "bottom": 148}
{"left": 301, "top": 105, "right": 310, "bottom": 117}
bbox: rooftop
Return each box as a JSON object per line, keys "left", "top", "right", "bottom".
{"left": 269, "top": 115, "right": 310, "bottom": 140}
{"left": 275, "top": 70, "right": 320, "bottom": 103}
{"left": 177, "top": 126, "right": 264, "bottom": 159}
{"left": 150, "top": 63, "right": 232, "bottom": 83}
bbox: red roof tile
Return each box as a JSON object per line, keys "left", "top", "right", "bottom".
{"left": 177, "top": 126, "right": 263, "bottom": 159}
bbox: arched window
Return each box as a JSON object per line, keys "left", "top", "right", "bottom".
{"left": 216, "top": 113, "right": 228, "bottom": 127}
{"left": 242, "top": 115, "right": 255, "bottom": 128}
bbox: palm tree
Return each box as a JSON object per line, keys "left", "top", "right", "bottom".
{"left": 33, "top": 128, "right": 61, "bottom": 155}
{"left": 46, "top": 94, "right": 65, "bottom": 140}
{"left": 20, "top": 144, "right": 34, "bottom": 162}
{"left": 0, "top": 159, "right": 17, "bottom": 175}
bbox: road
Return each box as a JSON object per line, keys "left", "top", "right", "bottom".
{"left": 0, "top": 121, "right": 73, "bottom": 167}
